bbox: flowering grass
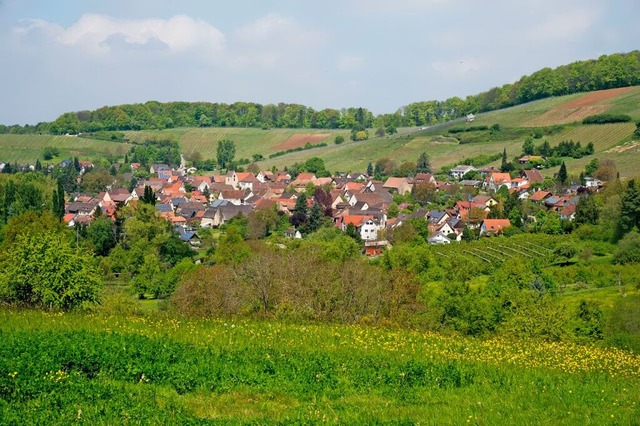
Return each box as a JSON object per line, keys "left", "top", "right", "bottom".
{"left": 1, "top": 309, "right": 639, "bottom": 424}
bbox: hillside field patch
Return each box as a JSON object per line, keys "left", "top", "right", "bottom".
{"left": 525, "top": 87, "right": 634, "bottom": 126}
{"left": 272, "top": 133, "right": 331, "bottom": 151}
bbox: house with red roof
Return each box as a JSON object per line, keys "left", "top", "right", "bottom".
{"left": 480, "top": 219, "right": 511, "bottom": 236}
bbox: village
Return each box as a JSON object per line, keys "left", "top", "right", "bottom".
{"left": 55, "top": 156, "right": 604, "bottom": 254}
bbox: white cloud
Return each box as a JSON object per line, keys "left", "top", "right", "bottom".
{"left": 338, "top": 54, "right": 365, "bottom": 72}
{"left": 526, "top": 8, "right": 600, "bottom": 42}
{"left": 431, "top": 57, "right": 491, "bottom": 77}
{"left": 14, "top": 13, "right": 225, "bottom": 55}
{"left": 229, "top": 13, "right": 325, "bottom": 71}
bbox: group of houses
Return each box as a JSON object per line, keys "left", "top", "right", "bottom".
{"left": 61, "top": 160, "right": 604, "bottom": 249}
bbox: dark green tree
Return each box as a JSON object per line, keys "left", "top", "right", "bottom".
{"left": 616, "top": 179, "right": 640, "bottom": 239}
{"left": 416, "top": 152, "right": 432, "bottom": 174}
{"left": 558, "top": 161, "right": 568, "bottom": 184}
{"left": 367, "top": 162, "right": 373, "bottom": 176}
{"left": 500, "top": 148, "right": 514, "bottom": 172}
{"left": 216, "top": 139, "right": 236, "bottom": 170}
{"left": 141, "top": 185, "right": 156, "bottom": 205}
{"left": 575, "top": 194, "right": 599, "bottom": 226}
{"left": 307, "top": 203, "right": 324, "bottom": 234}
{"left": 584, "top": 158, "right": 599, "bottom": 176}
{"left": 52, "top": 180, "right": 66, "bottom": 221}
{"left": 290, "top": 193, "right": 308, "bottom": 229}
{"left": 87, "top": 216, "right": 117, "bottom": 256}
{"left": 522, "top": 138, "right": 535, "bottom": 155}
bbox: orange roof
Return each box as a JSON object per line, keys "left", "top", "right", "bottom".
{"left": 482, "top": 219, "right": 511, "bottom": 232}
{"left": 530, "top": 191, "right": 550, "bottom": 201}
{"left": 342, "top": 215, "right": 372, "bottom": 227}
{"left": 63, "top": 213, "right": 76, "bottom": 223}
{"left": 491, "top": 172, "right": 511, "bottom": 182}
{"left": 345, "top": 182, "right": 364, "bottom": 192}
{"left": 236, "top": 172, "right": 257, "bottom": 182}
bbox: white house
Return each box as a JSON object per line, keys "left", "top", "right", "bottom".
{"left": 450, "top": 165, "right": 476, "bottom": 180}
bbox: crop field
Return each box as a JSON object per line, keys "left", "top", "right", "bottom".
{"left": 1, "top": 309, "right": 639, "bottom": 424}
{"left": 125, "top": 128, "right": 346, "bottom": 162}
{"left": 472, "top": 86, "right": 640, "bottom": 128}
{"left": 524, "top": 87, "right": 635, "bottom": 126}
{"left": 546, "top": 123, "right": 636, "bottom": 150}
{"left": 0, "top": 134, "right": 132, "bottom": 163}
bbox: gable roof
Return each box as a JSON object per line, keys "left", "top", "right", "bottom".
{"left": 490, "top": 172, "right": 511, "bottom": 183}
{"left": 482, "top": 219, "right": 511, "bottom": 232}
{"left": 529, "top": 191, "right": 551, "bottom": 201}
{"left": 523, "top": 169, "right": 544, "bottom": 183}
{"left": 383, "top": 177, "right": 408, "bottom": 189}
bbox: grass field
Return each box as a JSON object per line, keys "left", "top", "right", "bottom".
{"left": 125, "top": 127, "right": 349, "bottom": 163}
{"left": 1, "top": 308, "right": 638, "bottom": 424}
{"left": 0, "top": 134, "right": 132, "bottom": 164}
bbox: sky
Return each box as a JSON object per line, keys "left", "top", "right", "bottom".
{"left": 1, "top": 0, "right": 638, "bottom": 125}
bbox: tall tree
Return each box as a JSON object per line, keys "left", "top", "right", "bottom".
{"left": 290, "top": 193, "right": 308, "bottom": 229}
{"left": 307, "top": 203, "right": 324, "bottom": 234}
{"left": 616, "top": 179, "right": 640, "bottom": 239}
{"left": 216, "top": 139, "right": 236, "bottom": 170}
{"left": 558, "top": 161, "right": 568, "bottom": 184}
{"left": 500, "top": 148, "right": 514, "bottom": 172}
{"left": 141, "top": 185, "right": 156, "bottom": 205}
{"left": 52, "top": 179, "right": 65, "bottom": 221}
{"left": 575, "top": 194, "right": 599, "bottom": 226}
{"left": 522, "top": 138, "right": 535, "bottom": 156}
{"left": 367, "top": 162, "right": 373, "bottom": 176}
{"left": 415, "top": 152, "right": 432, "bottom": 174}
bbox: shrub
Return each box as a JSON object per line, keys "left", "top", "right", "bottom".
{"left": 582, "top": 114, "right": 632, "bottom": 125}
{"left": 613, "top": 231, "right": 640, "bottom": 264}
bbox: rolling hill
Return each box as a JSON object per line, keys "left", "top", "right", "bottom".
{"left": 1, "top": 86, "right": 639, "bottom": 178}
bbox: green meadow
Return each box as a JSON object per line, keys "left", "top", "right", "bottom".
{"left": 1, "top": 308, "right": 638, "bottom": 424}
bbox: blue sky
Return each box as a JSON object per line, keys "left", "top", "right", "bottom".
{"left": 1, "top": 0, "right": 638, "bottom": 124}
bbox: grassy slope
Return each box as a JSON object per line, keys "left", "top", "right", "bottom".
{"left": 125, "top": 127, "right": 350, "bottom": 163}
{"left": 1, "top": 309, "right": 638, "bottom": 424}
{"left": 257, "top": 86, "right": 640, "bottom": 177}
{"left": 2, "top": 87, "right": 639, "bottom": 176}
{"left": 0, "top": 135, "right": 132, "bottom": 163}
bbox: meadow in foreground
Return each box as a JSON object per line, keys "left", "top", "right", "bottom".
{"left": 1, "top": 309, "right": 638, "bottom": 424}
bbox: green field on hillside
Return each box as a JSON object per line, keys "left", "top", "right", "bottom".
{"left": 1, "top": 309, "right": 638, "bottom": 424}
{"left": 0, "top": 134, "right": 132, "bottom": 164}
{"left": 125, "top": 127, "right": 349, "bottom": 163}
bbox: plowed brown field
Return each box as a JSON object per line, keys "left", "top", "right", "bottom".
{"left": 524, "top": 87, "right": 633, "bottom": 126}
{"left": 273, "top": 133, "right": 331, "bottom": 151}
